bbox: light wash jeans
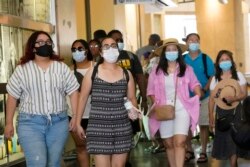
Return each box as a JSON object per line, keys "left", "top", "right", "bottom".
{"left": 17, "top": 111, "right": 69, "bottom": 167}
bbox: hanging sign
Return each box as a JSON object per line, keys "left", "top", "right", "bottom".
{"left": 114, "top": 0, "right": 155, "bottom": 4}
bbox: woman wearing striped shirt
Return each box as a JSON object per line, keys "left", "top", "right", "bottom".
{"left": 4, "top": 31, "right": 79, "bottom": 167}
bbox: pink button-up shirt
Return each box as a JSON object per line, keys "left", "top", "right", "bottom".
{"left": 147, "top": 65, "right": 200, "bottom": 137}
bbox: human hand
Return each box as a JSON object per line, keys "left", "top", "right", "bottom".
{"left": 224, "top": 96, "right": 236, "bottom": 104}
{"left": 128, "top": 107, "right": 142, "bottom": 121}
{"left": 76, "top": 126, "right": 86, "bottom": 140}
{"left": 69, "top": 116, "right": 76, "bottom": 132}
{"left": 4, "top": 124, "right": 14, "bottom": 140}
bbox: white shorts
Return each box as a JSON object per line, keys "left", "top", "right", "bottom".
{"left": 159, "top": 99, "right": 190, "bottom": 138}
{"left": 198, "top": 97, "right": 209, "bottom": 126}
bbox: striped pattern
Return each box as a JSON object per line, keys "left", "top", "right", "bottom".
{"left": 86, "top": 75, "right": 133, "bottom": 154}
{"left": 6, "top": 61, "right": 79, "bottom": 115}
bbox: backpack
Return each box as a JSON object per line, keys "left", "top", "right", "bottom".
{"left": 127, "top": 51, "right": 134, "bottom": 61}
{"left": 231, "top": 123, "right": 250, "bottom": 150}
{"left": 231, "top": 97, "right": 250, "bottom": 150}
{"left": 183, "top": 53, "right": 209, "bottom": 79}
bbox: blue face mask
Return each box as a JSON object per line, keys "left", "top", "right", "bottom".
{"left": 219, "top": 60, "right": 232, "bottom": 71}
{"left": 72, "top": 50, "right": 86, "bottom": 62}
{"left": 165, "top": 51, "right": 178, "bottom": 61}
{"left": 117, "top": 42, "right": 124, "bottom": 51}
{"left": 189, "top": 43, "right": 200, "bottom": 52}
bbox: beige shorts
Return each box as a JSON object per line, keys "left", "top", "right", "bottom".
{"left": 198, "top": 97, "right": 209, "bottom": 126}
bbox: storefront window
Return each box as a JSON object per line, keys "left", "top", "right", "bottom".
{"left": 0, "top": 0, "right": 50, "bottom": 22}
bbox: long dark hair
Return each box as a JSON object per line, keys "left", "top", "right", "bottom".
{"left": 71, "top": 39, "right": 93, "bottom": 68}
{"left": 215, "top": 50, "right": 238, "bottom": 81}
{"left": 20, "top": 31, "right": 62, "bottom": 65}
{"left": 156, "top": 45, "right": 186, "bottom": 77}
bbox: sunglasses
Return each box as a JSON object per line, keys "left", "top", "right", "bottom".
{"left": 71, "top": 47, "right": 85, "bottom": 52}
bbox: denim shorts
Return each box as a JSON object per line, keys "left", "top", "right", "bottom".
{"left": 17, "top": 111, "right": 69, "bottom": 167}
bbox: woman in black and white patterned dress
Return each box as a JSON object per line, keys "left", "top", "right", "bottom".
{"left": 76, "top": 37, "right": 137, "bottom": 167}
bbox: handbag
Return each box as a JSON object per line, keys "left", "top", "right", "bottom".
{"left": 154, "top": 105, "right": 175, "bottom": 121}
{"left": 153, "top": 77, "right": 178, "bottom": 121}
{"left": 231, "top": 123, "right": 250, "bottom": 150}
{"left": 231, "top": 102, "right": 250, "bottom": 150}
{"left": 216, "top": 106, "right": 237, "bottom": 132}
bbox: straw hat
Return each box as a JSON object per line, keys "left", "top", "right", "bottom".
{"left": 154, "top": 38, "right": 187, "bottom": 56}
{"left": 212, "top": 79, "right": 241, "bottom": 110}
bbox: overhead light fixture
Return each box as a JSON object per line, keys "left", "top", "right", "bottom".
{"left": 218, "top": 0, "right": 229, "bottom": 4}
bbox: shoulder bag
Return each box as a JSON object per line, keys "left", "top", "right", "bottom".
{"left": 154, "top": 76, "right": 178, "bottom": 121}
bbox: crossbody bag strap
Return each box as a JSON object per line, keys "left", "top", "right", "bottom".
{"left": 173, "top": 76, "right": 178, "bottom": 107}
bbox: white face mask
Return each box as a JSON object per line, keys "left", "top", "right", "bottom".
{"left": 102, "top": 48, "right": 120, "bottom": 63}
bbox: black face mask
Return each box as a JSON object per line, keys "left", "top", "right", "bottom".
{"left": 35, "top": 44, "right": 53, "bottom": 57}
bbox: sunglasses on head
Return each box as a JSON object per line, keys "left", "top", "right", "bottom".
{"left": 71, "top": 47, "right": 85, "bottom": 52}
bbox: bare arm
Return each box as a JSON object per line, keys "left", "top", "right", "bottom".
{"left": 68, "top": 90, "right": 78, "bottom": 131}
{"left": 69, "top": 91, "right": 79, "bottom": 117}
{"left": 208, "top": 93, "right": 215, "bottom": 130}
{"left": 135, "top": 73, "right": 147, "bottom": 102}
{"left": 193, "top": 85, "right": 202, "bottom": 98}
{"left": 76, "top": 67, "right": 93, "bottom": 139}
{"left": 4, "top": 94, "right": 17, "bottom": 139}
{"left": 225, "top": 84, "right": 247, "bottom": 103}
{"left": 127, "top": 71, "right": 137, "bottom": 107}
{"left": 203, "top": 76, "right": 213, "bottom": 92}
{"left": 76, "top": 68, "right": 93, "bottom": 124}
{"left": 135, "top": 73, "right": 148, "bottom": 114}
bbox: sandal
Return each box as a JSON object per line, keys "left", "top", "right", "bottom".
{"left": 197, "top": 153, "right": 208, "bottom": 163}
{"left": 185, "top": 151, "right": 195, "bottom": 162}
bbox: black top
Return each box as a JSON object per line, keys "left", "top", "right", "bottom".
{"left": 117, "top": 50, "right": 143, "bottom": 77}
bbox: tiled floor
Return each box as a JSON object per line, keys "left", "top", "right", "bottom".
{"left": 12, "top": 137, "right": 250, "bottom": 167}
{"left": 63, "top": 138, "right": 250, "bottom": 167}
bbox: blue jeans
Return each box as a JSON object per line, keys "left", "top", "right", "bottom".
{"left": 17, "top": 111, "right": 69, "bottom": 167}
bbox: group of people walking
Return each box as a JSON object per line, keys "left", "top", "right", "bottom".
{"left": 3, "top": 29, "right": 250, "bottom": 167}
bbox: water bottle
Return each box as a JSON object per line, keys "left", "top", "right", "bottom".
{"left": 124, "top": 97, "right": 139, "bottom": 121}
{"left": 124, "top": 97, "right": 133, "bottom": 110}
